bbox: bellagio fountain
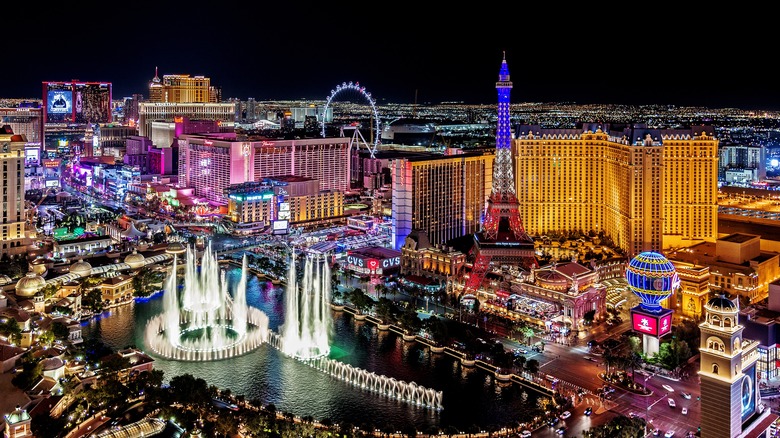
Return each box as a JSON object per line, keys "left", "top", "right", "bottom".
{"left": 144, "top": 245, "right": 269, "bottom": 361}
{"left": 144, "top": 244, "right": 443, "bottom": 409}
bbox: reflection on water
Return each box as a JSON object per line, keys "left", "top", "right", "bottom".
{"left": 82, "top": 268, "right": 542, "bottom": 430}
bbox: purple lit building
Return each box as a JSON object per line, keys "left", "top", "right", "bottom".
{"left": 177, "top": 133, "right": 350, "bottom": 205}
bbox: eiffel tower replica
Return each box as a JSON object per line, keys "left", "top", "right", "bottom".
{"left": 464, "top": 53, "right": 537, "bottom": 295}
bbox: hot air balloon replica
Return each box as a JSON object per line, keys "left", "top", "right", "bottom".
{"left": 626, "top": 251, "right": 679, "bottom": 356}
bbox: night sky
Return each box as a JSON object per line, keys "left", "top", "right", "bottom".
{"left": 3, "top": 4, "right": 777, "bottom": 110}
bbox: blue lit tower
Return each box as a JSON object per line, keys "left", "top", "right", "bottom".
{"left": 626, "top": 251, "right": 679, "bottom": 356}
{"left": 464, "top": 53, "right": 536, "bottom": 295}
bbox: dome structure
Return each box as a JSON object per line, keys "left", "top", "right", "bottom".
{"left": 69, "top": 259, "right": 93, "bottom": 277}
{"left": 3, "top": 405, "right": 30, "bottom": 425}
{"left": 15, "top": 271, "right": 46, "bottom": 297}
{"left": 166, "top": 241, "right": 186, "bottom": 255}
{"left": 124, "top": 250, "right": 146, "bottom": 269}
{"left": 705, "top": 294, "right": 738, "bottom": 313}
{"left": 625, "top": 251, "right": 679, "bottom": 312}
{"left": 41, "top": 357, "right": 65, "bottom": 372}
{"left": 30, "top": 259, "right": 48, "bottom": 276}
{"left": 535, "top": 269, "right": 569, "bottom": 291}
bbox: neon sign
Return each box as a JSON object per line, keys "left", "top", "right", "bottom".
{"left": 632, "top": 313, "right": 658, "bottom": 336}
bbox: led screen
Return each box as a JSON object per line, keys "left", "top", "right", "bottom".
{"left": 47, "top": 89, "right": 72, "bottom": 122}
{"left": 658, "top": 313, "right": 673, "bottom": 336}
{"left": 741, "top": 364, "right": 756, "bottom": 422}
{"left": 631, "top": 312, "right": 658, "bottom": 336}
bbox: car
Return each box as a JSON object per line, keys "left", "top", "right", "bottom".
{"left": 652, "top": 429, "right": 661, "bottom": 436}
{"left": 584, "top": 407, "right": 592, "bottom": 416}
{"left": 560, "top": 411, "right": 571, "bottom": 419}
{"left": 668, "top": 398, "right": 676, "bottom": 408}
{"left": 520, "top": 431, "right": 532, "bottom": 438}
{"left": 664, "top": 431, "right": 675, "bottom": 438}
{"left": 663, "top": 384, "right": 675, "bottom": 392}
{"left": 514, "top": 348, "right": 528, "bottom": 355}
{"left": 681, "top": 407, "right": 688, "bottom": 415}
{"left": 681, "top": 391, "right": 692, "bottom": 399}
{"left": 556, "top": 426, "right": 566, "bottom": 435}
{"left": 547, "top": 417, "right": 559, "bottom": 426}
{"left": 628, "top": 412, "right": 638, "bottom": 418}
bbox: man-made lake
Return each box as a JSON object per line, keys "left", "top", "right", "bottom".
{"left": 81, "top": 267, "right": 543, "bottom": 432}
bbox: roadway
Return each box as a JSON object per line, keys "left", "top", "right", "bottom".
{"left": 490, "top": 315, "right": 702, "bottom": 437}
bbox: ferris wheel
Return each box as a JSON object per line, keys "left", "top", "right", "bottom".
{"left": 320, "top": 81, "right": 381, "bottom": 158}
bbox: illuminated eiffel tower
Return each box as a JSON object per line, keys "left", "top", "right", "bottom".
{"left": 463, "top": 53, "right": 537, "bottom": 295}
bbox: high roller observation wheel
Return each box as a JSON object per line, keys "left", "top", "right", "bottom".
{"left": 321, "top": 81, "right": 381, "bottom": 155}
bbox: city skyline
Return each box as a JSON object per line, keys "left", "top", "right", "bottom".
{"left": 2, "top": 4, "right": 778, "bottom": 111}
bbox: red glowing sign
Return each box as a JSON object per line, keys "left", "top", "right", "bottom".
{"left": 659, "top": 313, "right": 672, "bottom": 336}
{"left": 632, "top": 312, "right": 658, "bottom": 336}
{"left": 367, "top": 259, "right": 379, "bottom": 271}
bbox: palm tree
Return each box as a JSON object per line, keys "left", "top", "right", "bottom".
{"left": 519, "top": 326, "right": 535, "bottom": 345}
{"left": 399, "top": 305, "right": 423, "bottom": 336}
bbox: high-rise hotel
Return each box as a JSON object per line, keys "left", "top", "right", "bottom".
{"left": 139, "top": 69, "right": 234, "bottom": 139}
{"left": 0, "top": 126, "right": 29, "bottom": 259}
{"left": 514, "top": 124, "right": 719, "bottom": 256}
{"left": 391, "top": 150, "right": 493, "bottom": 250}
{"left": 177, "top": 133, "right": 350, "bottom": 205}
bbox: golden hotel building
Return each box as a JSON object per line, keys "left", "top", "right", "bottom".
{"left": 514, "top": 124, "right": 718, "bottom": 256}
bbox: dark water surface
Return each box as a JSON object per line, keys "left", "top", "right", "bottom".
{"left": 81, "top": 268, "right": 542, "bottom": 431}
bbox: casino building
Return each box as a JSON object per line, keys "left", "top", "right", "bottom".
{"left": 177, "top": 132, "right": 350, "bottom": 205}
{"left": 513, "top": 124, "right": 719, "bottom": 256}
{"left": 390, "top": 149, "right": 493, "bottom": 250}
{"left": 0, "top": 127, "right": 31, "bottom": 259}
{"left": 225, "top": 177, "right": 344, "bottom": 234}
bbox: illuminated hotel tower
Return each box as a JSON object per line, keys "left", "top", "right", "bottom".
{"left": 463, "top": 53, "right": 536, "bottom": 294}
{"left": 0, "top": 127, "right": 29, "bottom": 259}
{"left": 514, "top": 125, "right": 718, "bottom": 256}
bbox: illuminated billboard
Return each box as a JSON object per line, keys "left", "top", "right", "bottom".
{"left": 630, "top": 306, "right": 674, "bottom": 339}
{"left": 278, "top": 202, "right": 290, "bottom": 220}
{"left": 43, "top": 81, "right": 112, "bottom": 124}
{"left": 46, "top": 89, "right": 72, "bottom": 122}
{"left": 74, "top": 83, "right": 111, "bottom": 124}
{"left": 271, "top": 220, "right": 289, "bottom": 235}
{"left": 345, "top": 253, "right": 401, "bottom": 275}
{"left": 658, "top": 313, "right": 672, "bottom": 336}
{"left": 632, "top": 312, "right": 659, "bottom": 336}
{"left": 741, "top": 364, "right": 757, "bottom": 423}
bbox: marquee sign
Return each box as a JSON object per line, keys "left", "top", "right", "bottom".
{"left": 345, "top": 253, "right": 401, "bottom": 275}
{"left": 630, "top": 305, "right": 674, "bottom": 339}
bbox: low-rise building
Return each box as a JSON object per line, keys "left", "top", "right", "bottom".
{"left": 99, "top": 273, "right": 133, "bottom": 306}
{"left": 400, "top": 230, "right": 466, "bottom": 282}
{"left": 668, "top": 233, "right": 780, "bottom": 305}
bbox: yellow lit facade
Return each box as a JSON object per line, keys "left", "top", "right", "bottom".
{"left": 514, "top": 125, "right": 718, "bottom": 256}
{"left": 149, "top": 73, "right": 214, "bottom": 103}
{"left": 226, "top": 179, "right": 344, "bottom": 229}
{"left": 0, "top": 129, "right": 29, "bottom": 259}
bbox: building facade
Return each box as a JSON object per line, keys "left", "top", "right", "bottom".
{"left": 178, "top": 133, "right": 350, "bottom": 205}
{"left": 668, "top": 233, "right": 780, "bottom": 306}
{"left": 0, "top": 127, "right": 30, "bottom": 259}
{"left": 699, "top": 295, "right": 777, "bottom": 438}
{"left": 148, "top": 70, "right": 215, "bottom": 104}
{"left": 739, "top": 281, "right": 780, "bottom": 383}
{"left": 399, "top": 230, "right": 467, "bottom": 281}
{"left": 138, "top": 103, "right": 236, "bottom": 137}
{"left": 225, "top": 177, "right": 344, "bottom": 232}
{"left": 514, "top": 124, "right": 719, "bottom": 256}
{"left": 391, "top": 150, "right": 493, "bottom": 250}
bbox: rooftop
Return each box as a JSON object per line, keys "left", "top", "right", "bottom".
{"left": 719, "top": 232, "right": 759, "bottom": 244}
